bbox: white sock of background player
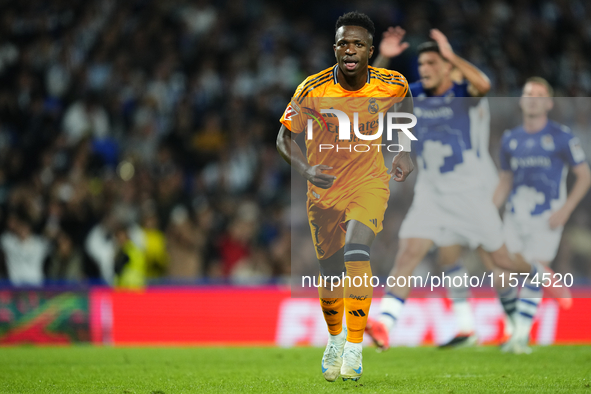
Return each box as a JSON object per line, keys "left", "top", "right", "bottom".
{"left": 495, "top": 285, "right": 518, "bottom": 338}
{"left": 513, "top": 262, "right": 544, "bottom": 343}
{"left": 444, "top": 262, "right": 475, "bottom": 335}
{"left": 378, "top": 293, "right": 405, "bottom": 332}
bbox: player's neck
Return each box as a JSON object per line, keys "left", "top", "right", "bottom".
{"left": 337, "top": 67, "right": 367, "bottom": 91}
{"left": 523, "top": 114, "right": 548, "bottom": 134}
{"left": 431, "top": 80, "right": 454, "bottom": 97}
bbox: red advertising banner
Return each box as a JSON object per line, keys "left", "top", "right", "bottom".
{"left": 90, "top": 287, "right": 290, "bottom": 345}
{"left": 89, "top": 287, "right": 591, "bottom": 346}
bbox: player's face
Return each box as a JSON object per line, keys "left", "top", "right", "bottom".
{"left": 334, "top": 26, "right": 374, "bottom": 78}
{"left": 418, "top": 52, "right": 451, "bottom": 90}
{"left": 520, "top": 82, "right": 553, "bottom": 116}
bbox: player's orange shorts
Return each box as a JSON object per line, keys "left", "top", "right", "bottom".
{"left": 307, "top": 178, "right": 390, "bottom": 260}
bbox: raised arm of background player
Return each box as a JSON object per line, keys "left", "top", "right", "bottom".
{"left": 493, "top": 163, "right": 591, "bottom": 229}
{"left": 276, "top": 109, "right": 415, "bottom": 186}
{"left": 373, "top": 27, "right": 491, "bottom": 97}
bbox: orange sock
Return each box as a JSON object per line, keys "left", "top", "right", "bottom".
{"left": 319, "top": 295, "right": 344, "bottom": 336}
{"left": 344, "top": 257, "right": 373, "bottom": 343}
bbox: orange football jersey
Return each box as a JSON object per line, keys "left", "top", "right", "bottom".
{"left": 280, "top": 64, "right": 409, "bottom": 207}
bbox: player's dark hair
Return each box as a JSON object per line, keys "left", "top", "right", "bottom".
{"left": 417, "top": 41, "right": 443, "bottom": 57}
{"left": 335, "top": 11, "right": 375, "bottom": 41}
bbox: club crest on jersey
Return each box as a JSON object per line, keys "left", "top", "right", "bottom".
{"left": 541, "top": 135, "right": 555, "bottom": 151}
{"left": 368, "top": 98, "right": 379, "bottom": 114}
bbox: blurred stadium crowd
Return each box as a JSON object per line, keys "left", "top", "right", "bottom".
{"left": 0, "top": 0, "right": 590, "bottom": 287}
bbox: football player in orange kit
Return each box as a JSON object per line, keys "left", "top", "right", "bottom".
{"left": 277, "top": 11, "right": 414, "bottom": 382}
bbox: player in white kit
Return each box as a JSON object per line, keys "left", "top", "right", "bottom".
{"left": 366, "top": 28, "right": 549, "bottom": 351}
{"left": 493, "top": 78, "right": 591, "bottom": 353}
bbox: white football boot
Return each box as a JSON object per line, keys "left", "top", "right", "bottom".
{"left": 321, "top": 328, "right": 346, "bottom": 382}
{"left": 501, "top": 334, "right": 532, "bottom": 355}
{"left": 340, "top": 341, "right": 363, "bottom": 381}
{"left": 501, "top": 317, "right": 532, "bottom": 355}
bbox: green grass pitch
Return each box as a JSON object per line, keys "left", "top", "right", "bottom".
{"left": 1, "top": 345, "right": 590, "bottom": 393}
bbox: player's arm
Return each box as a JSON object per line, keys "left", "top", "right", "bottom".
{"left": 549, "top": 162, "right": 591, "bottom": 229}
{"left": 493, "top": 170, "right": 513, "bottom": 209}
{"left": 389, "top": 89, "right": 415, "bottom": 182}
{"left": 372, "top": 26, "right": 409, "bottom": 69}
{"left": 276, "top": 125, "right": 336, "bottom": 189}
{"left": 430, "top": 29, "right": 491, "bottom": 97}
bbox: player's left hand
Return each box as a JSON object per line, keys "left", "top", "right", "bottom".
{"left": 390, "top": 152, "right": 414, "bottom": 182}
{"left": 549, "top": 207, "right": 571, "bottom": 229}
{"left": 430, "top": 29, "right": 455, "bottom": 61}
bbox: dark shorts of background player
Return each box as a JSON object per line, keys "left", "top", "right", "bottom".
{"left": 307, "top": 178, "right": 390, "bottom": 260}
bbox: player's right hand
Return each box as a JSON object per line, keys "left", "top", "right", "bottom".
{"left": 379, "top": 26, "right": 409, "bottom": 58}
{"left": 430, "top": 29, "right": 455, "bottom": 61}
{"left": 390, "top": 152, "right": 414, "bottom": 182}
{"left": 304, "top": 164, "right": 337, "bottom": 189}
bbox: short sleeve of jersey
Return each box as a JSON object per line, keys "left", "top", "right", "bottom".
{"left": 370, "top": 68, "right": 408, "bottom": 99}
{"left": 559, "top": 127, "right": 587, "bottom": 166}
{"left": 279, "top": 79, "right": 310, "bottom": 134}
{"left": 385, "top": 70, "right": 409, "bottom": 98}
{"left": 499, "top": 130, "right": 513, "bottom": 171}
{"left": 408, "top": 81, "right": 422, "bottom": 97}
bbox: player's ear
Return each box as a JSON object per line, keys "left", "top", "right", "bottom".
{"left": 333, "top": 43, "right": 337, "bottom": 59}
{"left": 369, "top": 45, "right": 374, "bottom": 59}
